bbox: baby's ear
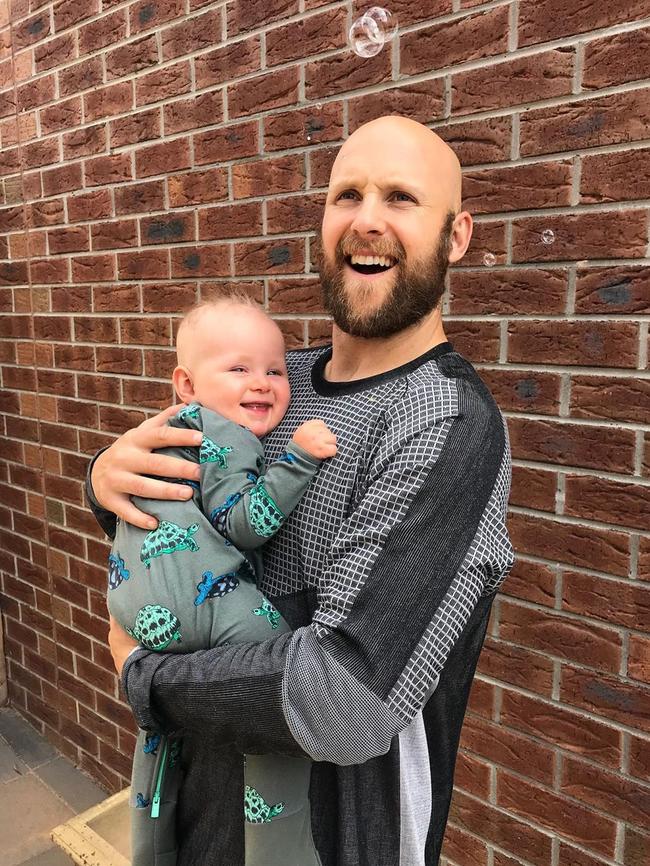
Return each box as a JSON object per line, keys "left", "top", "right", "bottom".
{"left": 172, "top": 365, "right": 196, "bottom": 404}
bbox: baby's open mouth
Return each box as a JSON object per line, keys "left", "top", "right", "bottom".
{"left": 242, "top": 403, "right": 271, "bottom": 412}
{"left": 346, "top": 254, "right": 397, "bottom": 275}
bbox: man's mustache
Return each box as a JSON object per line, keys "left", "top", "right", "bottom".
{"left": 336, "top": 234, "right": 406, "bottom": 261}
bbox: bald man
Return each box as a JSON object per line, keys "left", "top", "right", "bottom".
{"left": 88, "top": 116, "right": 514, "bottom": 866}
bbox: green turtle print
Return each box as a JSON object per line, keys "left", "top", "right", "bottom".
{"left": 126, "top": 604, "right": 181, "bottom": 650}
{"left": 244, "top": 785, "right": 285, "bottom": 823}
{"left": 247, "top": 472, "right": 285, "bottom": 537}
{"left": 140, "top": 520, "right": 199, "bottom": 569}
{"left": 199, "top": 434, "right": 233, "bottom": 467}
{"left": 252, "top": 597, "right": 281, "bottom": 630}
{"left": 176, "top": 403, "right": 201, "bottom": 422}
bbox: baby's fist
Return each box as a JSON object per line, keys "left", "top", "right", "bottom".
{"left": 292, "top": 419, "right": 337, "bottom": 460}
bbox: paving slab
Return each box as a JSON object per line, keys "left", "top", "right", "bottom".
{"left": 0, "top": 708, "right": 58, "bottom": 768}
{"left": 17, "top": 846, "right": 73, "bottom": 866}
{"left": 36, "top": 756, "right": 106, "bottom": 813}
{"left": 0, "top": 736, "right": 29, "bottom": 782}
{"left": 1, "top": 774, "right": 74, "bottom": 866}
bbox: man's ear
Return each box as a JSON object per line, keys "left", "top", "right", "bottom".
{"left": 172, "top": 365, "right": 196, "bottom": 404}
{"left": 448, "top": 211, "right": 473, "bottom": 264}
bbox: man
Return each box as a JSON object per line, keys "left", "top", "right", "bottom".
{"left": 89, "top": 116, "right": 514, "bottom": 865}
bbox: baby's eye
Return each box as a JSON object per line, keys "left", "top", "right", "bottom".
{"left": 267, "top": 369, "right": 284, "bottom": 376}
{"left": 230, "top": 366, "right": 247, "bottom": 373}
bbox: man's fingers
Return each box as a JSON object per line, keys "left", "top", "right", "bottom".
{"left": 110, "top": 494, "right": 159, "bottom": 529}
{"left": 130, "top": 475, "right": 195, "bottom": 504}
{"left": 143, "top": 452, "right": 201, "bottom": 481}
{"left": 143, "top": 403, "right": 187, "bottom": 426}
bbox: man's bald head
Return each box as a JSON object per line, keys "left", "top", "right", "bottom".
{"left": 330, "top": 115, "right": 463, "bottom": 212}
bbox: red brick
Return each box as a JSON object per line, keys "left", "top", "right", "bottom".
{"left": 16, "top": 74, "right": 55, "bottom": 111}
{"left": 129, "top": 0, "right": 185, "bottom": 35}
{"left": 169, "top": 245, "right": 230, "bottom": 278}
{"left": 276, "top": 319, "right": 306, "bottom": 350}
{"left": 264, "top": 103, "right": 344, "bottom": 153}
{"left": 499, "top": 600, "right": 622, "bottom": 674}
{"left": 267, "top": 193, "right": 326, "bottom": 235}
{"left": 78, "top": 10, "right": 127, "bottom": 55}
{"left": 268, "top": 278, "right": 323, "bottom": 314}
{"left": 480, "top": 633, "right": 555, "bottom": 694}
{"left": 449, "top": 268, "right": 567, "bottom": 315}
{"left": 565, "top": 476, "right": 649, "bottom": 532}
{"left": 440, "top": 116, "right": 514, "bottom": 166}
{"left": 135, "top": 138, "right": 191, "bottom": 178}
{"left": 520, "top": 90, "right": 650, "bottom": 157}
{"left": 508, "top": 320, "right": 637, "bottom": 368}
{"left": 624, "top": 827, "right": 650, "bottom": 866}
{"left": 452, "top": 49, "right": 574, "bottom": 115}
{"left": 141, "top": 212, "right": 195, "bottom": 245}
{"left": 449, "top": 789, "right": 553, "bottom": 866}
{"left": 570, "top": 376, "right": 650, "bottom": 425}
{"left": 444, "top": 320, "right": 500, "bottom": 363}
{"left": 519, "top": 0, "right": 650, "bottom": 47}
{"left": 562, "top": 756, "right": 650, "bottom": 825}
{"left": 110, "top": 107, "right": 161, "bottom": 148}
{"left": 581, "top": 148, "right": 650, "bottom": 204}
{"left": 562, "top": 571, "right": 650, "bottom": 631}
{"left": 50, "top": 285, "right": 91, "bottom": 312}
{"left": 114, "top": 179, "right": 165, "bottom": 215}
{"left": 41, "top": 163, "right": 82, "bottom": 197}
{"left": 33, "top": 316, "right": 71, "bottom": 341}
{"left": 167, "top": 169, "right": 227, "bottom": 208}
{"left": 67, "top": 189, "right": 113, "bottom": 223}
{"left": 161, "top": 8, "right": 223, "bottom": 61}
{"left": 106, "top": 35, "right": 159, "bottom": 79}
{"left": 583, "top": 27, "right": 650, "bottom": 90}
{"left": 118, "top": 250, "right": 170, "bottom": 280}
{"left": 84, "top": 153, "right": 132, "bottom": 187}
{"left": 84, "top": 80, "right": 133, "bottom": 123}
{"left": 305, "top": 49, "right": 390, "bottom": 101}
{"left": 441, "top": 822, "right": 488, "bottom": 866}
{"left": 142, "top": 283, "right": 197, "bottom": 314}
{"left": 509, "top": 416, "right": 635, "bottom": 474}
{"left": 629, "top": 733, "right": 650, "bottom": 782}
{"left": 198, "top": 202, "right": 262, "bottom": 240}
{"left": 123, "top": 378, "right": 174, "bottom": 409}
{"left": 509, "top": 464, "right": 558, "bottom": 510}
{"left": 464, "top": 161, "right": 572, "bottom": 214}
{"left": 629, "top": 635, "right": 650, "bottom": 685}
{"left": 93, "top": 284, "right": 140, "bottom": 312}
{"left": 119, "top": 316, "right": 171, "bottom": 347}
{"left": 497, "top": 770, "right": 617, "bottom": 857}
{"left": 48, "top": 226, "right": 89, "bottom": 254}
{"left": 229, "top": 66, "right": 299, "bottom": 119}
{"left": 13, "top": 10, "right": 49, "bottom": 47}
{"left": 512, "top": 210, "right": 648, "bottom": 263}
{"left": 53, "top": 0, "right": 100, "bottom": 32}
{"left": 455, "top": 221, "right": 506, "bottom": 267}
{"left": 71, "top": 254, "right": 116, "bottom": 283}
{"left": 575, "top": 266, "right": 650, "bottom": 314}
{"left": 194, "top": 120, "right": 259, "bottom": 164}
{"left": 350, "top": 79, "right": 447, "bottom": 131}
{"left": 34, "top": 33, "right": 76, "bottom": 73}
{"left": 508, "top": 511, "right": 629, "bottom": 577}
{"left": 59, "top": 57, "right": 102, "bottom": 98}
{"left": 194, "top": 36, "right": 261, "bottom": 89}
{"left": 461, "top": 713, "right": 555, "bottom": 785}
{"left": 233, "top": 154, "right": 305, "bottom": 199}
{"left": 39, "top": 96, "right": 82, "bottom": 134}
{"left": 352, "top": 0, "right": 451, "bottom": 27}
{"left": 30, "top": 256, "right": 70, "bottom": 284}
{"left": 227, "top": 0, "right": 298, "bottom": 37}
{"left": 135, "top": 60, "right": 192, "bottom": 107}
{"left": 267, "top": 8, "right": 347, "bottom": 66}
{"left": 163, "top": 90, "right": 223, "bottom": 135}
{"left": 62, "top": 124, "right": 107, "bottom": 159}
{"left": 234, "top": 238, "right": 305, "bottom": 276}
{"left": 402, "top": 7, "right": 508, "bottom": 76}
{"left": 91, "top": 219, "right": 138, "bottom": 250}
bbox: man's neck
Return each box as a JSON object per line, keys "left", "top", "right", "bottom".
{"left": 325, "top": 310, "right": 448, "bottom": 382}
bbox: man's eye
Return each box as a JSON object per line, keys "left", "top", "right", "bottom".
{"left": 337, "top": 190, "right": 358, "bottom": 201}
{"left": 391, "top": 191, "right": 415, "bottom": 203}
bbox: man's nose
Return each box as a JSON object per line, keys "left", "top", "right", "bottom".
{"left": 349, "top": 195, "right": 386, "bottom": 236}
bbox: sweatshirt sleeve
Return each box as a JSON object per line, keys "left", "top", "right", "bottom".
{"left": 122, "top": 387, "right": 514, "bottom": 762}
{"left": 185, "top": 405, "right": 323, "bottom": 550}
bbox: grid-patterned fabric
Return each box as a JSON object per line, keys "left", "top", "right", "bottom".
{"left": 111, "top": 341, "right": 515, "bottom": 866}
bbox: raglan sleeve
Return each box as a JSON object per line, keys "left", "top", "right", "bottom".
{"left": 122, "top": 385, "right": 515, "bottom": 763}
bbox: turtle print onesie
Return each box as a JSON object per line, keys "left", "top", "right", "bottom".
{"left": 107, "top": 403, "right": 323, "bottom": 866}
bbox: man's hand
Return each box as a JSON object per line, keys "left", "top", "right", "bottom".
{"left": 108, "top": 615, "right": 139, "bottom": 677}
{"left": 91, "top": 404, "right": 202, "bottom": 529}
{"left": 292, "top": 419, "right": 337, "bottom": 460}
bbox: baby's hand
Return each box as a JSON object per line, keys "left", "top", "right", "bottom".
{"left": 292, "top": 419, "right": 337, "bottom": 460}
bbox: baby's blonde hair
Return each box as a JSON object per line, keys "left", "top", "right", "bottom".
{"left": 177, "top": 288, "right": 259, "bottom": 341}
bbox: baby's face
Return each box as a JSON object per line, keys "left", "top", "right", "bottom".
{"left": 182, "top": 307, "right": 291, "bottom": 438}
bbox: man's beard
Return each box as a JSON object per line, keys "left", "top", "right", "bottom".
{"left": 317, "top": 213, "right": 455, "bottom": 339}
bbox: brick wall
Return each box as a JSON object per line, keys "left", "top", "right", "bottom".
{"left": 0, "top": 1, "right": 649, "bottom": 863}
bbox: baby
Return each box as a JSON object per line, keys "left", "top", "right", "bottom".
{"left": 107, "top": 291, "right": 336, "bottom": 866}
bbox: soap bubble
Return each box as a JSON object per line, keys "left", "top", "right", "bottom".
{"left": 349, "top": 8, "right": 397, "bottom": 57}
{"left": 316, "top": 103, "right": 323, "bottom": 110}
{"left": 349, "top": 16, "right": 385, "bottom": 57}
{"left": 364, "top": 7, "right": 398, "bottom": 41}
{"left": 483, "top": 252, "right": 496, "bottom": 267}
{"left": 541, "top": 229, "right": 555, "bottom": 245}
{"left": 307, "top": 135, "right": 312, "bottom": 142}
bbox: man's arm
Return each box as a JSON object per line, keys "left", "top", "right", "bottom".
{"left": 122, "top": 391, "right": 514, "bottom": 763}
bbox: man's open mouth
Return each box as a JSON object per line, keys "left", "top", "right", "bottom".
{"left": 345, "top": 254, "right": 398, "bottom": 275}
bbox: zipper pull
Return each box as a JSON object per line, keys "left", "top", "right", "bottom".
{"left": 150, "top": 739, "right": 169, "bottom": 819}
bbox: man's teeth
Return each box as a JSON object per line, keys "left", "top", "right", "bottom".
{"left": 350, "top": 254, "right": 395, "bottom": 267}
